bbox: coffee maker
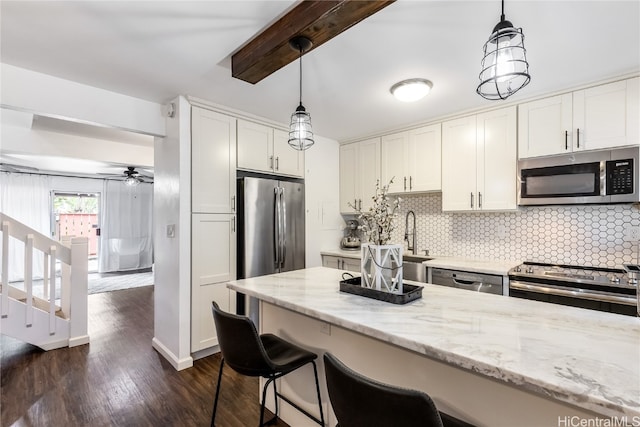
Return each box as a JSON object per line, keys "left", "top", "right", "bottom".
{"left": 340, "top": 220, "right": 362, "bottom": 250}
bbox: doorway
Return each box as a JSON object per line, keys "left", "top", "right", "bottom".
{"left": 51, "top": 192, "right": 100, "bottom": 273}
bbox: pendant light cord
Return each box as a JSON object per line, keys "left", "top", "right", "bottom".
{"left": 298, "top": 45, "right": 303, "bottom": 106}
{"left": 500, "top": 0, "right": 505, "bottom": 21}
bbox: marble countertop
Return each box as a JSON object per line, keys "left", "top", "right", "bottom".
{"left": 227, "top": 267, "right": 640, "bottom": 419}
{"left": 321, "top": 248, "right": 521, "bottom": 275}
{"left": 320, "top": 248, "right": 363, "bottom": 259}
{"left": 423, "top": 257, "right": 522, "bottom": 276}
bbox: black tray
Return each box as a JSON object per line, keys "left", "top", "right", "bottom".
{"left": 339, "top": 276, "right": 422, "bottom": 305}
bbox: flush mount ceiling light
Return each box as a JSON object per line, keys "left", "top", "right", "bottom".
{"left": 288, "top": 36, "right": 315, "bottom": 151}
{"left": 390, "top": 79, "right": 433, "bottom": 102}
{"left": 477, "top": 0, "right": 531, "bottom": 100}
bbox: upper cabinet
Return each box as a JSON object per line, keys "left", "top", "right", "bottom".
{"left": 191, "top": 106, "right": 237, "bottom": 214}
{"left": 381, "top": 124, "right": 441, "bottom": 194}
{"left": 442, "top": 106, "right": 517, "bottom": 212}
{"left": 237, "top": 119, "right": 304, "bottom": 177}
{"left": 339, "top": 138, "right": 381, "bottom": 213}
{"left": 519, "top": 77, "right": 639, "bottom": 158}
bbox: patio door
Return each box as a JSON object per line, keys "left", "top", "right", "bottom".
{"left": 51, "top": 192, "right": 100, "bottom": 273}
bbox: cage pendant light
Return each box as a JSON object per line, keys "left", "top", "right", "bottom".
{"left": 477, "top": 0, "right": 530, "bottom": 100}
{"left": 288, "top": 36, "right": 315, "bottom": 151}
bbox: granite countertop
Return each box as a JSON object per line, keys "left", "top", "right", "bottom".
{"left": 227, "top": 267, "right": 640, "bottom": 419}
{"left": 321, "top": 248, "right": 521, "bottom": 275}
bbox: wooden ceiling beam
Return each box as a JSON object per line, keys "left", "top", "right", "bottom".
{"left": 231, "top": 0, "right": 396, "bottom": 84}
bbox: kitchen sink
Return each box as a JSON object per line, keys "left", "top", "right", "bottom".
{"left": 402, "top": 255, "right": 432, "bottom": 282}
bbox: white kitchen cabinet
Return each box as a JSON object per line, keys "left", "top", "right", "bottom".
{"left": 237, "top": 119, "right": 304, "bottom": 177}
{"left": 518, "top": 77, "right": 639, "bottom": 158}
{"left": 191, "top": 107, "right": 236, "bottom": 213}
{"left": 321, "top": 254, "right": 360, "bottom": 272}
{"left": 191, "top": 213, "right": 236, "bottom": 352}
{"left": 339, "top": 138, "right": 381, "bottom": 213}
{"left": 442, "top": 106, "right": 517, "bottom": 212}
{"left": 381, "top": 124, "right": 441, "bottom": 194}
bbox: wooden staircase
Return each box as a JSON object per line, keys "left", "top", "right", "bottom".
{"left": 1, "top": 212, "right": 89, "bottom": 350}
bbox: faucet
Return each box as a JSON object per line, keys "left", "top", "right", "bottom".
{"left": 404, "top": 210, "right": 416, "bottom": 255}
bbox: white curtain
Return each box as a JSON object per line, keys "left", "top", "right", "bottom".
{"left": 98, "top": 180, "right": 153, "bottom": 273}
{"left": 0, "top": 172, "right": 52, "bottom": 281}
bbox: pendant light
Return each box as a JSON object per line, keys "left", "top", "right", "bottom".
{"left": 477, "top": 0, "right": 531, "bottom": 100}
{"left": 288, "top": 36, "right": 315, "bottom": 151}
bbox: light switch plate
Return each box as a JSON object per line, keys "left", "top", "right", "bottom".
{"left": 166, "top": 224, "right": 176, "bottom": 238}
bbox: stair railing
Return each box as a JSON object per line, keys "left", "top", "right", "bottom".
{"left": 0, "top": 212, "right": 89, "bottom": 347}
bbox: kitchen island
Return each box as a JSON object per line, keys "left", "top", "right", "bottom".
{"left": 226, "top": 267, "right": 639, "bottom": 427}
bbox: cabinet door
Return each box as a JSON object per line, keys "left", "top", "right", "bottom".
{"left": 573, "top": 78, "right": 640, "bottom": 151}
{"left": 442, "top": 116, "right": 477, "bottom": 211}
{"left": 339, "top": 143, "right": 359, "bottom": 213}
{"left": 273, "top": 128, "right": 305, "bottom": 177}
{"left": 477, "top": 106, "right": 517, "bottom": 211}
{"left": 191, "top": 213, "right": 236, "bottom": 352}
{"left": 192, "top": 107, "right": 237, "bottom": 213}
{"left": 381, "top": 132, "right": 408, "bottom": 193}
{"left": 322, "top": 255, "right": 342, "bottom": 269}
{"left": 409, "top": 124, "right": 441, "bottom": 192}
{"left": 237, "top": 119, "right": 273, "bottom": 172}
{"left": 518, "top": 94, "right": 572, "bottom": 158}
{"left": 358, "top": 138, "right": 381, "bottom": 211}
{"left": 342, "top": 257, "right": 361, "bottom": 272}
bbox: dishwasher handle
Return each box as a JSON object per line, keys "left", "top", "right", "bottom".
{"left": 452, "top": 278, "right": 478, "bottom": 286}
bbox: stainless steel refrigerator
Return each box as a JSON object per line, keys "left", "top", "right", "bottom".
{"left": 236, "top": 175, "right": 305, "bottom": 314}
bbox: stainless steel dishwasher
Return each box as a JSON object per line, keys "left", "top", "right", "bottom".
{"left": 429, "top": 268, "right": 504, "bottom": 295}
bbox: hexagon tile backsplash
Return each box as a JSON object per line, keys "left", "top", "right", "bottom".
{"left": 390, "top": 193, "right": 640, "bottom": 268}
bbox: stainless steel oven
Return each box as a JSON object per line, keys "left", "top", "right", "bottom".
{"left": 518, "top": 146, "right": 639, "bottom": 205}
{"left": 508, "top": 262, "right": 638, "bottom": 316}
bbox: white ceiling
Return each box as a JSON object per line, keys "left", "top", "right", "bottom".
{"left": 1, "top": 0, "right": 639, "bottom": 143}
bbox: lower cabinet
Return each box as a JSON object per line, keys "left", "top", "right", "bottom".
{"left": 191, "top": 213, "right": 236, "bottom": 352}
{"left": 322, "top": 255, "right": 360, "bottom": 272}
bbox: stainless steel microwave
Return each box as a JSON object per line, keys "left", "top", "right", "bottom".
{"left": 518, "top": 147, "right": 640, "bottom": 205}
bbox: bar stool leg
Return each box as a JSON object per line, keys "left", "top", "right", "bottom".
{"left": 211, "top": 359, "right": 225, "bottom": 427}
{"left": 311, "top": 361, "right": 325, "bottom": 426}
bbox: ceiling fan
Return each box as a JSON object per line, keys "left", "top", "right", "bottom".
{"left": 122, "top": 166, "right": 152, "bottom": 186}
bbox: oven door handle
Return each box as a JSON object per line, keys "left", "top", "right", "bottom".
{"left": 509, "top": 281, "right": 636, "bottom": 305}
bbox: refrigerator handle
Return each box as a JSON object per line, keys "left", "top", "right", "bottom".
{"left": 280, "top": 187, "right": 286, "bottom": 267}
{"left": 274, "top": 187, "right": 280, "bottom": 268}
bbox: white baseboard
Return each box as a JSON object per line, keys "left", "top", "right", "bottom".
{"left": 192, "top": 344, "right": 220, "bottom": 361}
{"left": 69, "top": 335, "right": 90, "bottom": 347}
{"left": 152, "top": 337, "right": 193, "bottom": 371}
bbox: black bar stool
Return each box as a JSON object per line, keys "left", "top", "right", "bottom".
{"left": 211, "top": 301, "right": 325, "bottom": 427}
{"left": 324, "top": 352, "right": 475, "bottom": 427}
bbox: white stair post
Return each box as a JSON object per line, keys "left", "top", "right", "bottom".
{"left": 1, "top": 221, "right": 9, "bottom": 318}
{"left": 68, "top": 236, "right": 89, "bottom": 347}
{"left": 25, "top": 234, "right": 34, "bottom": 327}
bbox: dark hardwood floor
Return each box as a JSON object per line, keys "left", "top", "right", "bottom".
{"left": 1, "top": 286, "right": 288, "bottom": 427}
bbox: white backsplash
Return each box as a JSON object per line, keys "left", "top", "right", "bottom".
{"left": 389, "top": 193, "right": 640, "bottom": 268}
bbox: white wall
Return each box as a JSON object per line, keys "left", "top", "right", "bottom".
{"left": 1, "top": 112, "right": 153, "bottom": 168}
{"left": 1, "top": 64, "right": 165, "bottom": 137}
{"left": 305, "top": 135, "right": 343, "bottom": 267}
{"left": 152, "top": 96, "right": 193, "bottom": 370}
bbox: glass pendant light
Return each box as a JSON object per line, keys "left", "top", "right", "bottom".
{"left": 288, "top": 36, "right": 315, "bottom": 151}
{"left": 477, "top": 0, "right": 531, "bottom": 100}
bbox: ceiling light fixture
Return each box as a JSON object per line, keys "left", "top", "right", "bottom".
{"left": 124, "top": 175, "right": 140, "bottom": 187}
{"left": 390, "top": 79, "right": 433, "bottom": 102}
{"left": 477, "top": 0, "right": 531, "bottom": 100}
{"left": 288, "top": 36, "right": 315, "bottom": 151}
